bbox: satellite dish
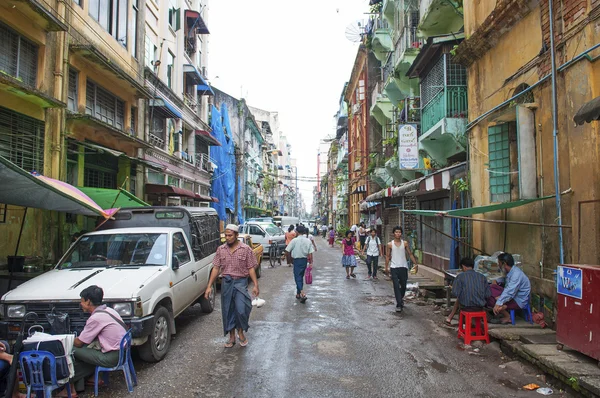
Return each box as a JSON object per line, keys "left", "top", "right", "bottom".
{"left": 345, "top": 20, "right": 366, "bottom": 43}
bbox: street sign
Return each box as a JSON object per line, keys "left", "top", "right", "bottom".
{"left": 398, "top": 124, "right": 419, "bottom": 169}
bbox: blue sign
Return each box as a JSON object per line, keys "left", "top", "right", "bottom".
{"left": 557, "top": 266, "right": 583, "bottom": 299}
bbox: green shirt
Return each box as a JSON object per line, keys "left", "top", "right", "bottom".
{"left": 285, "top": 236, "right": 315, "bottom": 259}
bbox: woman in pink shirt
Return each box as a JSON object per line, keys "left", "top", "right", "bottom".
{"left": 341, "top": 230, "right": 357, "bottom": 279}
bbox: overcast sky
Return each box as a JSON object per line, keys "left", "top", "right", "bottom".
{"left": 208, "top": 0, "right": 370, "bottom": 213}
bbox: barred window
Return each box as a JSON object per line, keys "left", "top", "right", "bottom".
{"left": 89, "top": 0, "right": 128, "bottom": 48}
{"left": 488, "top": 123, "right": 511, "bottom": 203}
{"left": 84, "top": 168, "right": 116, "bottom": 189}
{"left": 420, "top": 56, "right": 444, "bottom": 107}
{"left": 0, "top": 106, "right": 45, "bottom": 173}
{"left": 68, "top": 68, "right": 78, "bottom": 112}
{"left": 0, "top": 204, "right": 6, "bottom": 223}
{"left": 0, "top": 21, "right": 38, "bottom": 87}
{"left": 85, "top": 80, "right": 125, "bottom": 130}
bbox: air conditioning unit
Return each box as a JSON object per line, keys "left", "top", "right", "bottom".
{"left": 352, "top": 103, "right": 361, "bottom": 115}
{"left": 206, "top": 162, "right": 214, "bottom": 172}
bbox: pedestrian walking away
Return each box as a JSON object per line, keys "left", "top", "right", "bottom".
{"left": 305, "top": 228, "right": 318, "bottom": 253}
{"left": 205, "top": 224, "right": 259, "bottom": 348}
{"left": 361, "top": 228, "right": 382, "bottom": 280}
{"left": 328, "top": 227, "right": 335, "bottom": 247}
{"left": 284, "top": 226, "right": 315, "bottom": 303}
{"left": 341, "top": 230, "right": 357, "bottom": 279}
{"left": 358, "top": 222, "right": 367, "bottom": 251}
{"left": 385, "top": 226, "right": 418, "bottom": 312}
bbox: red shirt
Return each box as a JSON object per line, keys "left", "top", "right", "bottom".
{"left": 213, "top": 242, "right": 258, "bottom": 278}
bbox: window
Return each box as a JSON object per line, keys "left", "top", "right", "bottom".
{"left": 144, "top": 36, "right": 157, "bottom": 69}
{"left": 191, "top": 214, "right": 220, "bottom": 259}
{"left": 488, "top": 123, "right": 511, "bottom": 203}
{"left": 0, "top": 106, "right": 45, "bottom": 172}
{"left": 173, "top": 233, "right": 191, "bottom": 265}
{"left": 0, "top": 204, "right": 6, "bottom": 223}
{"left": 149, "top": 112, "right": 166, "bottom": 147}
{"left": 167, "top": 51, "right": 175, "bottom": 89}
{"left": 167, "top": 175, "right": 180, "bottom": 187}
{"left": 0, "top": 21, "right": 38, "bottom": 87}
{"left": 89, "top": 0, "right": 128, "bottom": 48}
{"left": 132, "top": 0, "right": 139, "bottom": 57}
{"left": 85, "top": 80, "right": 125, "bottom": 130}
{"left": 168, "top": 0, "right": 180, "bottom": 31}
{"left": 130, "top": 106, "right": 136, "bottom": 134}
{"left": 147, "top": 170, "right": 165, "bottom": 184}
{"left": 84, "top": 151, "right": 118, "bottom": 189}
{"left": 73, "top": 0, "right": 82, "bottom": 7}
{"left": 67, "top": 68, "right": 78, "bottom": 112}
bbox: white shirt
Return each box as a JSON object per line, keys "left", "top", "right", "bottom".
{"left": 389, "top": 240, "right": 408, "bottom": 269}
{"left": 285, "top": 236, "right": 315, "bottom": 259}
{"left": 350, "top": 224, "right": 358, "bottom": 232}
{"left": 365, "top": 236, "right": 381, "bottom": 256}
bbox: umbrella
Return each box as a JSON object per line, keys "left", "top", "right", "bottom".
{"left": 5, "top": 312, "right": 38, "bottom": 396}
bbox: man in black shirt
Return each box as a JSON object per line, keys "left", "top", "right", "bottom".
{"left": 445, "top": 257, "right": 491, "bottom": 325}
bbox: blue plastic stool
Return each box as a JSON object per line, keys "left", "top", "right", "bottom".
{"left": 509, "top": 301, "right": 533, "bottom": 325}
{"left": 94, "top": 331, "right": 137, "bottom": 396}
{"left": 19, "top": 350, "right": 71, "bottom": 398}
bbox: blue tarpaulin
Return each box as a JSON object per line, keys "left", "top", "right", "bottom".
{"left": 210, "top": 104, "right": 238, "bottom": 222}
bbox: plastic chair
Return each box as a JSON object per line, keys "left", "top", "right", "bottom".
{"left": 510, "top": 300, "right": 533, "bottom": 325}
{"left": 94, "top": 331, "right": 137, "bottom": 396}
{"left": 19, "top": 350, "right": 71, "bottom": 398}
{"left": 457, "top": 310, "right": 490, "bottom": 346}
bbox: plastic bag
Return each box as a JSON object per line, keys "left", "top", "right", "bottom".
{"left": 47, "top": 309, "right": 70, "bottom": 335}
{"left": 305, "top": 266, "right": 313, "bottom": 284}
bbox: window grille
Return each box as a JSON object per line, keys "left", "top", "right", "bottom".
{"left": 488, "top": 124, "right": 511, "bottom": 203}
{"left": 84, "top": 168, "right": 116, "bottom": 189}
{"left": 68, "top": 68, "right": 78, "bottom": 112}
{"left": 420, "top": 56, "right": 444, "bottom": 107}
{"left": 86, "top": 80, "right": 125, "bottom": 130}
{"left": 0, "top": 106, "right": 44, "bottom": 172}
{"left": 446, "top": 55, "right": 467, "bottom": 86}
{"left": 0, "top": 21, "right": 38, "bottom": 87}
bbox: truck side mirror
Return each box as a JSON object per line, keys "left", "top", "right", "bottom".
{"left": 172, "top": 255, "right": 180, "bottom": 270}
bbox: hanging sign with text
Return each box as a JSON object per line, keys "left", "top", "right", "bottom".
{"left": 398, "top": 124, "right": 419, "bottom": 169}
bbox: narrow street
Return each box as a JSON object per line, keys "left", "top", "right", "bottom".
{"left": 91, "top": 237, "right": 571, "bottom": 398}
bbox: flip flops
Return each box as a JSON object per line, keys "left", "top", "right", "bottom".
{"left": 224, "top": 340, "right": 236, "bottom": 348}
{"left": 239, "top": 337, "right": 249, "bottom": 347}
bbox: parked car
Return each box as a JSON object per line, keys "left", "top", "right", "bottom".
{"left": 0, "top": 207, "right": 220, "bottom": 363}
{"left": 219, "top": 233, "right": 263, "bottom": 278}
{"left": 272, "top": 216, "right": 300, "bottom": 231}
{"left": 239, "top": 221, "right": 285, "bottom": 253}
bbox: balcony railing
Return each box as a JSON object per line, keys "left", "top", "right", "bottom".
{"left": 382, "top": 53, "right": 394, "bottom": 84}
{"left": 148, "top": 133, "right": 165, "bottom": 148}
{"left": 421, "top": 86, "right": 468, "bottom": 134}
{"left": 395, "top": 26, "right": 423, "bottom": 59}
{"left": 195, "top": 153, "right": 210, "bottom": 171}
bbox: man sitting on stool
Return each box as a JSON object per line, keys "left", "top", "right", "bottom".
{"left": 445, "top": 257, "right": 490, "bottom": 325}
{"left": 488, "top": 253, "right": 531, "bottom": 324}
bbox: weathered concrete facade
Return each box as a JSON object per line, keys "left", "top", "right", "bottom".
{"left": 456, "top": 0, "right": 600, "bottom": 307}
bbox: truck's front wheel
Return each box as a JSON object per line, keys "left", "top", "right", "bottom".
{"left": 138, "top": 306, "right": 172, "bottom": 362}
{"left": 199, "top": 281, "right": 216, "bottom": 313}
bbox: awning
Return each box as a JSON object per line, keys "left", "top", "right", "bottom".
{"left": 77, "top": 187, "right": 149, "bottom": 209}
{"left": 194, "top": 72, "right": 215, "bottom": 96}
{"left": 149, "top": 97, "right": 182, "bottom": 119}
{"left": 399, "top": 195, "right": 555, "bottom": 217}
{"left": 0, "top": 155, "right": 116, "bottom": 218}
{"left": 183, "top": 64, "right": 205, "bottom": 86}
{"left": 360, "top": 201, "right": 380, "bottom": 211}
{"left": 351, "top": 185, "right": 367, "bottom": 194}
{"left": 185, "top": 10, "right": 210, "bottom": 35}
{"left": 76, "top": 141, "right": 164, "bottom": 170}
{"left": 195, "top": 130, "right": 221, "bottom": 146}
{"left": 574, "top": 96, "right": 600, "bottom": 125}
{"left": 145, "top": 183, "right": 197, "bottom": 199}
{"left": 145, "top": 183, "right": 217, "bottom": 202}
{"left": 365, "top": 178, "right": 423, "bottom": 202}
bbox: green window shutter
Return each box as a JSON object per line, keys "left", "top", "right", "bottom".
{"left": 488, "top": 124, "right": 511, "bottom": 203}
{"left": 175, "top": 8, "right": 181, "bottom": 31}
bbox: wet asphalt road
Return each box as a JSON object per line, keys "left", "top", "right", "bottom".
{"left": 88, "top": 237, "right": 573, "bottom": 398}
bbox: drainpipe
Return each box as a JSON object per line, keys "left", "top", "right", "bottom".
{"left": 548, "top": 0, "right": 565, "bottom": 265}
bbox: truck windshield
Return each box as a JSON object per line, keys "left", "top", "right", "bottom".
{"left": 264, "top": 224, "right": 282, "bottom": 236}
{"left": 59, "top": 233, "right": 168, "bottom": 269}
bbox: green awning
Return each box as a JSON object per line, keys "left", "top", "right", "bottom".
{"left": 77, "top": 187, "right": 149, "bottom": 209}
{"left": 400, "top": 195, "right": 555, "bottom": 217}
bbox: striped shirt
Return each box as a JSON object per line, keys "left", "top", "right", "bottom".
{"left": 452, "top": 269, "right": 491, "bottom": 308}
{"left": 213, "top": 242, "right": 258, "bottom": 278}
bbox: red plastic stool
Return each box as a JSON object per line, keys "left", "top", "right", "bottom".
{"left": 458, "top": 310, "right": 490, "bottom": 345}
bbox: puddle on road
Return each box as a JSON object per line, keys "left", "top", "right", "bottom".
{"left": 365, "top": 296, "right": 395, "bottom": 306}
{"left": 429, "top": 360, "right": 449, "bottom": 373}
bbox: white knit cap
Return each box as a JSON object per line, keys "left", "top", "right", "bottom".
{"left": 225, "top": 224, "right": 239, "bottom": 232}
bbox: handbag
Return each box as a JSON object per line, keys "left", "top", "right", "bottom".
{"left": 305, "top": 265, "right": 313, "bottom": 284}
{"left": 47, "top": 308, "right": 70, "bottom": 335}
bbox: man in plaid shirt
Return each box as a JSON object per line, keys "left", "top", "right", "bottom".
{"left": 205, "top": 224, "right": 260, "bottom": 348}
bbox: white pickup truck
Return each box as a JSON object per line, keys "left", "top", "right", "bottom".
{"left": 0, "top": 206, "right": 221, "bottom": 362}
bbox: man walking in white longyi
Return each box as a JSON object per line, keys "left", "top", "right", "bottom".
{"left": 385, "top": 226, "right": 418, "bottom": 313}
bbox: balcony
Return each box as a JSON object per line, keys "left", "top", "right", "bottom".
{"left": 372, "top": 167, "right": 393, "bottom": 188}
{"left": 370, "top": 82, "right": 395, "bottom": 127}
{"left": 382, "top": 0, "right": 396, "bottom": 24}
{"left": 383, "top": 27, "right": 423, "bottom": 105}
{"left": 419, "top": 86, "right": 467, "bottom": 166}
{"left": 418, "top": 0, "right": 464, "bottom": 38}
{"left": 5, "top": 0, "right": 67, "bottom": 31}
{"left": 370, "top": 16, "right": 393, "bottom": 62}
{"left": 195, "top": 153, "right": 211, "bottom": 172}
